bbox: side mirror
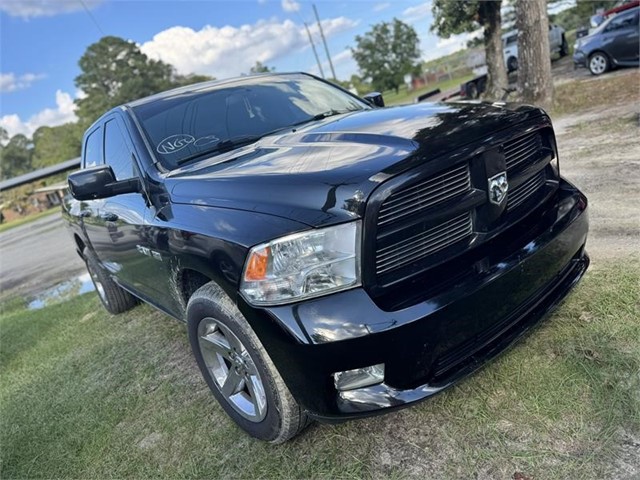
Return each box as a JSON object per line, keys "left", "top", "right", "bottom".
{"left": 68, "top": 165, "right": 140, "bottom": 201}
{"left": 363, "top": 92, "right": 385, "bottom": 107}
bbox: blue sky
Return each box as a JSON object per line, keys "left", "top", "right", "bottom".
{"left": 0, "top": 0, "right": 474, "bottom": 138}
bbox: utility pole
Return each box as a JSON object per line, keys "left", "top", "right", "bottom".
{"left": 303, "top": 22, "right": 325, "bottom": 78}
{"left": 312, "top": 4, "right": 336, "bottom": 79}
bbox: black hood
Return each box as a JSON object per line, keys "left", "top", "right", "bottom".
{"left": 167, "top": 101, "right": 546, "bottom": 227}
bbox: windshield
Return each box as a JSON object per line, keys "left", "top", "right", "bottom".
{"left": 131, "top": 74, "right": 369, "bottom": 169}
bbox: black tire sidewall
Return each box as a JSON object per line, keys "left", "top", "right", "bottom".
{"left": 186, "top": 293, "right": 284, "bottom": 442}
{"left": 84, "top": 249, "right": 137, "bottom": 314}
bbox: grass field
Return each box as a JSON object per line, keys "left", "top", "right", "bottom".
{"left": 0, "top": 207, "right": 60, "bottom": 234}
{"left": 383, "top": 74, "right": 474, "bottom": 106}
{"left": 1, "top": 260, "right": 638, "bottom": 479}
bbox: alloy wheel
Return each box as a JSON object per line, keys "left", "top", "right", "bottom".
{"left": 590, "top": 54, "right": 607, "bottom": 75}
{"left": 197, "top": 317, "right": 267, "bottom": 422}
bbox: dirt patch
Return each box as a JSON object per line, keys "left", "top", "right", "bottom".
{"left": 550, "top": 81, "right": 640, "bottom": 264}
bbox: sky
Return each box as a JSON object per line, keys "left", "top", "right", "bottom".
{"left": 0, "top": 0, "right": 485, "bottom": 139}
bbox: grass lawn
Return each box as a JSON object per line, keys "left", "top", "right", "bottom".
{"left": 1, "top": 260, "right": 638, "bottom": 478}
{"left": 0, "top": 207, "right": 60, "bottom": 234}
{"left": 384, "top": 74, "right": 474, "bottom": 106}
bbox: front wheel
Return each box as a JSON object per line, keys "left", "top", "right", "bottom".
{"left": 589, "top": 52, "right": 609, "bottom": 75}
{"left": 187, "top": 282, "right": 309, "bottom": 443}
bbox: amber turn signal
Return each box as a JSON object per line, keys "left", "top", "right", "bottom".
{"left": 244, "top": 247, "right": 269, "bottom": 281}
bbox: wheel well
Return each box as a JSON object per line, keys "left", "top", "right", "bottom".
{"left": 589, "top": 50, "right": 608, "bottom": 60}
{"left": 179, "top": 269, "right": 213, "bottom": 306}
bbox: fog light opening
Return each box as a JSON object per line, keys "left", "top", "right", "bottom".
{"left": 333, "top": 364, "right": 385, "bottom": 391}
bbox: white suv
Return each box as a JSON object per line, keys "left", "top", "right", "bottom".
{"left": 503, "top": 24, "right": 569, "bottom": 72}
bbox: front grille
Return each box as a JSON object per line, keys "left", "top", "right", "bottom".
{"left": 377, "top": 163, "right": 471, "bottom": 227}
{"left": 376, "top": 212, "right": 472, "bottom": 275}
{"left": 504, "top": 131, "right": 542, "bottom": 172}
{"left": 370, "top": 123, "right": 556, "bottom": 288}
{"left": 507, "top": 171, "right": 546, "bottom": 210}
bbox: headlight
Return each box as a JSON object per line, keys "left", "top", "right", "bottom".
{"left": 240, "top": 221, "right": 361, "bottom": 305}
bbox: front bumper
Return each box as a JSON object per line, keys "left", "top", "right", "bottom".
{"left": 573, "top": 50, "right": 587, "bottom": 68}
{"left": 239, "top": 179, "right": 589, "bottom": 420}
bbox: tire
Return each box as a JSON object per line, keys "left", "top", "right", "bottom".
{"left": 84, "top": 249, "right": 138, "bottom": 314}
{"left": 466, "top": 82, "right": 478, "bottom": 99}
{"left": 560, "top": 36, "right": 569, "bottom": 57}
{"left": 187, "top": 282, "right": 309, "bottom": 443}
{"left": 507, "top": 56, "right": 518, "bottom": 73}
{"left": 589, "top": 52, "right": 609, "bottom": 75}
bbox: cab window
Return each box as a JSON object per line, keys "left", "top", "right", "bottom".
{"left": 104, "top": 119, "right": 134, "bottom": 181}
{"left": 83, "top": 127, "right": 103, "bottom": 168}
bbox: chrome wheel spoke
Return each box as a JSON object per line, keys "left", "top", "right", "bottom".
{"left": 245, "top": 374, "right": 267, "bottom": 417}
{"left": 221, "top": 368, "right": 244, "bottom": 397}
{"left": 197, "top": 316, "right": 268, "bottom": 422}
{"left": 200, "top": 331, "right": 232, "bottom": 360}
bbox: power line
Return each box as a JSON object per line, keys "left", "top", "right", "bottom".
{"left": 78, "top": 0, "right": 105, "bottom": 36}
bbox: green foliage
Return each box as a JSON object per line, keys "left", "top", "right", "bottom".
{"left": 0, "top": 134, "right": 33, "bottom": 180}
{"left": 431, "top": 0, "right": 480, "bottom": 37}
{"left": 31, "top": 123, "right": 83, "bottom": 169}
{"left": 74, "top": 36, "right": 176, "bottom": 127}
{"left": 549, "top": 1, "right": 618, "bottom": 31}
{"left": 172, "top": 73, "right": 215, "bottom": 88}
{"left": 249, "top": 61, "right": 275, "bottom": 74}
{"left": 351, "top": 18, "right": 421, "bottom": 93}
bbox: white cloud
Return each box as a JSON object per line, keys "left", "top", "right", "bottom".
{"left": 0, "top": 0, "right": 103, "bottom": 19}
{"left": 281, "top": 0, "right": 300, "bottom": 12}
{"left": 0, "top": 90, "right": 77, "bottom": 138}
{"left": 0, "top": 73, "right": 46, "bottom": 93}
{"left": 140, "top": 16, "right": 359, "bottom": 79}
{"left": 373, "top": 2, "right": 391, "bottom": 12}
{"left": 403, "top": 2, "right": 432, "bottom": 22}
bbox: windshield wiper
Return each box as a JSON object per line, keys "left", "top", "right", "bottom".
{"left": 176, "top": 135, "right": 262, "bottom": 166}
{"left": 291, "top": 109, "right": 361, "bottom": 128}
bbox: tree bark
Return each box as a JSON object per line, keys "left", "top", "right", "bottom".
{"left": 481, "top": 1, "right": 508, "bottom": 101}
{"left": 516, "top": 0, "right": 554, "bottom": 110}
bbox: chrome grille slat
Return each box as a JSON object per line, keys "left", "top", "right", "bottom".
{"left": 376, "top": 213, "right": 472, "bottom": 275}
{"left": 378, "top": 164, "right": 471, "bottom": 226}
{"left": 382, "top": 169, "right": 469, "bottom": 209}
{"left": 382, "top": 166, "right": 469, "bottom": 204}
{"left": 504, "top": 132, "right": 537, "bottom": 153}
{"left": 377, "top": 214, "right": 471, "bottom": 255}
{"left": 507, "top": 171, "right": 545, "bottom": 209}
{"left": 505, "top": 133, "right": 541, "bottom": 171}
{"left": 376, "top": 222, "right": 472, "bottom": 271}
{"left": 378, "top": 176, "right": 471, "bottom": 222}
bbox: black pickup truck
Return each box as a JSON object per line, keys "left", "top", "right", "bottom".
{"left": 63, "top": 72, "right": 589, "bottom": 443}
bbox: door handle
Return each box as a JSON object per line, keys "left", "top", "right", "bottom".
{"left": 100, "top": 212, "right": 119, "bottom": 222}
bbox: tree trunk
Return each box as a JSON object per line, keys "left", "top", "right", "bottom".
{"left": 481, "top": 1, "right": 508, "bottom": 100}
{"left": 516, "top": 0, "right": 554, "bottom": 110}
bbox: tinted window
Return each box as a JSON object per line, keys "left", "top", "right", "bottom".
{"left": 131, "top": 75, "right": 369, "bottom": 169}
{"left": 605, "top": 10, "right": 637, "bottom": 30}
{"left": 83, "top": 127, "right": 103, "bottom": 168}
{"left": 104, "top": 119, "right": 133, "bottom": 181}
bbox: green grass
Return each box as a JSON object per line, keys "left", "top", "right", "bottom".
{"left": 384, "top": 74, "right": 474, "bottom": 106}
{"left": 1, "top": 260, "right": 638, "bottom": 478}
{"left": 0, "top": 207, "right": 60, "bottom": 234}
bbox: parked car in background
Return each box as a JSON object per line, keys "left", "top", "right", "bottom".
{"left": 502, "top": 24, "right": 568, "bottom": 73}
{"left": 574, "top": 6, "right": 640, "bottom": 75}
